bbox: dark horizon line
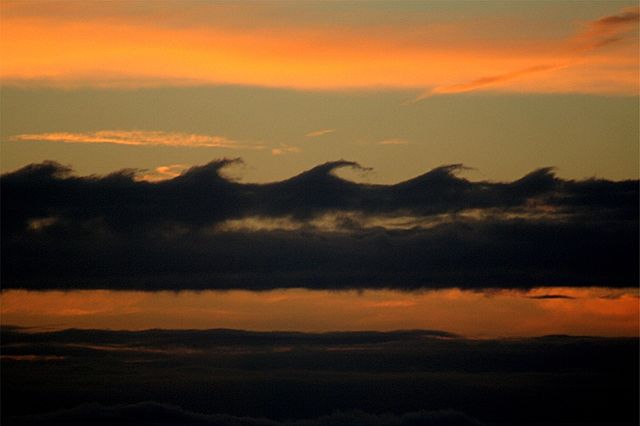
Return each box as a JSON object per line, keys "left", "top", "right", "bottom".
{"left": 3, "top": 324, "right": 638, "bottom": 340}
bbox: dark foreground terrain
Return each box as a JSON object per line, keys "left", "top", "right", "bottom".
{"left": 1, "top": 327, "right": 638, "bottom": 425}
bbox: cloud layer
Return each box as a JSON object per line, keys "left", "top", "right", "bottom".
{"left": 1, "top": 160, "right": 637, "bottom": 290}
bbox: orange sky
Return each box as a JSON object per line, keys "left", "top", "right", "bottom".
{"left": 1, "top": 2, "right": 637, "bottom": 94}
{"left": 0, "top": 2, "right": 638, "bottom": 340}
{"left": 1, "top": 288, "right": 637, "bottom": 337}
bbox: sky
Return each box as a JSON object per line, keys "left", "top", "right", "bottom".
{"left": 1, "top": 1, "right": 639, "bottom": 425}
{"left": 0, "top": 1, "right": 638, "bottom": 182}
{"left": 2, "top": 288, "right": 638, "bottom": 338}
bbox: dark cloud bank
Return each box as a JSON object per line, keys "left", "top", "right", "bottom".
{"left": 2, "top": 159, "right": 637, "bottom": 290}
{"left": 2, "top": 327, "right": 638, "bottom": 425}
{"left": 11, "top": 404, "right": 482, "bottom": 426}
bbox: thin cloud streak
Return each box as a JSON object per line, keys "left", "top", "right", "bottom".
{"left": 426, "top": 65, "right": 564, "bottom": 96}
{"left": 572, "top": 6, "right": 640, "bottom": 51}
{"left": 306, "top": 129, "right": 336, "bottom": 138}
{"left": 271, "top": 144, "right": 301, "bottom": 156}
{"left": 378, "top": 138, "right": 410, "bottom": 145}
{"left": 418, "top": 7, "right": 639, "bottom": 99}
{"left": 11, "top": 130, "right": 264, "bottom": 149}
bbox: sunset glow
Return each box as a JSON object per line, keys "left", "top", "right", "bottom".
{"left": 1, "top": 2, "right": 638, "bottom": 425}
{"left": 1, "top": 288, "right": 637, "bottom": 337}
{"left": 1, "top": 3, "right": 637, "bottom": 94}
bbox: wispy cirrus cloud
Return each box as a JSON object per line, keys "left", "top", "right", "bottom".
{"left": 378, "top": 138, "right": 410, "bottom": 145}
{"left": 10, "top": 130, "right": 263, "bottom": 149}
{"left": 425, "top": 65, "right": 564, "bottom": 97}
{"left": 572, "top": 6, "right": 640, "bottom": 51}
{"left": 418, "top": 7, "right": 639, "bottom": 99}
{"left": 306, "top": 129, "right": 335, "bottom": 138}
{"left": 271, "top": 144, "right": 301, "bottom": 156}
